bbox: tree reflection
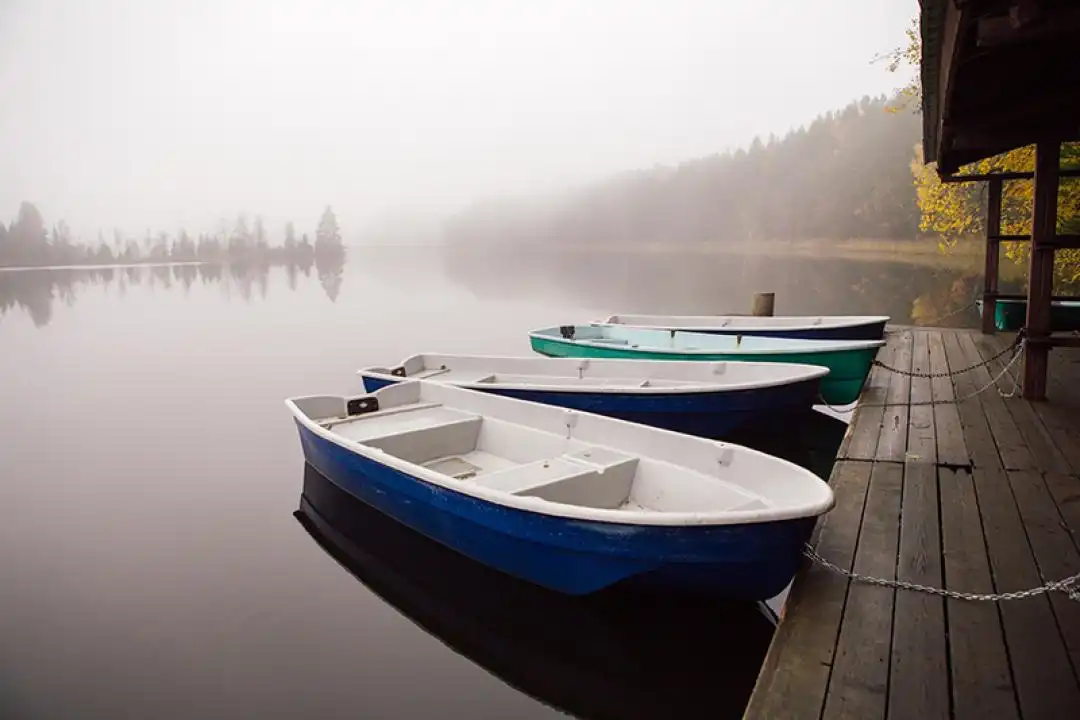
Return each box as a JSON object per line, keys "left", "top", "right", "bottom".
{"left": 439, "top": 245, "right": 1041, "bottom": 328}
{"left": 0, "top": 250, "right": 346, "bottom": 328}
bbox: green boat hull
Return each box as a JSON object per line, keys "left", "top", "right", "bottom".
{"left": 977, "top": 298, "right": 1080, "bottom": 332}
{"left": 530, "top": 336, "right": 878, "bottom": 406}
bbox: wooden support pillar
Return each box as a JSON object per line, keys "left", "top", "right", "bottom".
{"left": 982, "top": 177, "right": 1003, "bottom": 334}
{"left": 1022, "top": 141, "right": 1060, "bottom": 400}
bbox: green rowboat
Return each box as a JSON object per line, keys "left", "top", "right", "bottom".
{"left": 529, "top": 324, "right": 885, "bottom": 406}
{"left": 976, "top": 298, "right": 1080, "bottom": 332}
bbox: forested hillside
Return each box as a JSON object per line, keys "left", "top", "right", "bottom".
{"left": 445, "top": 95, "right": 922, "bottom": 248}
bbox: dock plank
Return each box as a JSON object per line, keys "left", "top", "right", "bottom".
{"left": 743, "top": 461, "right": 873, "bottom": 720}
{"left": 888, "top": 460, "right": 948, "bottom": 720}
{"left": 1007, "top": 470, "right": 1080, "bottom": 687}
{"left": 1041, "top": 472, "right": 1080, "bottom": 555}
{"left": 942, "top": 331, "right": 999, "bottom": 469}
{"left": 967, "top": 334, "right": 1067, "bottom": 479}
{"left": 939, "top": 467, "right": 1018, "bottom": 720}
{"left": 956, "top": 333, "right": 1034, "bottom": 471}
{"left": 974, "top": 333, "right": 1076, "bottom": 474}
{"left": 974, "top": 466, "right": 1080, "bottom": 718}
{"left": 908, "top": 331, "right": 937, "bottom": 465}
{"left": 840, "top": 337, "right": 894, "bottom": 461}
{"left": 929, "top": 331, "right": 968, "bottom": 466}
{"left": 876, "top": 331, "right": 913, "bottom": 462}
{"left": 821, "top": 462, "right": 902, "bottom": 720}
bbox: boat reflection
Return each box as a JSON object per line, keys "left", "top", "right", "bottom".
{"left": 294, "top": 463, "right": 778, "bottom": 720}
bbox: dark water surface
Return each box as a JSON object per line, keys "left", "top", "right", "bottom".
{"left": 0, "top": 247, "right": 975, "bottom": 719}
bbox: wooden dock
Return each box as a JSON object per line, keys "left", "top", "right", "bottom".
{"left": 745, "top": 327, "right": 1080, "bottom": 720}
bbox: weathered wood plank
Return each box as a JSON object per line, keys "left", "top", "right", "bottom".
{"left": 968, "top": 332, "right": 1068, "bottom": 474}
{"left": 744, "top": 461, "right": 873, "bottom": 720}
{"left": 840, "top": 338, "right": 894, "bottom": 461}
{"left": 908, "top": 331, "right": 937, "bottom": 465}
{"left": 1007, "top": 470, "right": 1080, "bottom": 687}
{"left": 939, "top": 466, "right": 1018, "bottom": 720}
{"left": 974, "top": 465, "right": 1080, "bottom": 718}
{"left": 888, "top": 461, "right": 948, "bottom": 720}
{"left": 981, "top": 332, "right": 1080, "bottom": 475}
{"left": 822, "top": 462, "right": 902, "bottom": 720}
{"left": 876, "top": 331, "right": 913, "bottom": 462}
{"left": 943, "top": 331, "right": 999, "bottom": 468}
{"left": 957, "top": 333, "right": 1034, "bottom": 471}
{"left": 929, "top": 331, "right": 968, "bottom": 466}
{"left": 1042, "top": 471, "right": 1080, "bottom": 554}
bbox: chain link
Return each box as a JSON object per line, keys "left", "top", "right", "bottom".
{"left": 804, "top": 544, "right": 1080, "bottom": 603}
{"left": 817, "top": 339, "right": 1026, "bottom": 412}
{"left": 873, "top": 331, "right": 1024, "bottom": 378}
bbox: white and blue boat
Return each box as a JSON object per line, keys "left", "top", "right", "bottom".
{"left": 601, "top": 313, "right": 889, "bottom": 341}
{"left": 285, "top": 379, "right": 835, "bottom": 599}
{"left": 358, "top": 353, "right": 828, "bottom": 439}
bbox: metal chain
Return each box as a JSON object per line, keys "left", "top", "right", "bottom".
{"left": 873, "top": 331, "right": 1024, "bottom": 378}
{"left": 817, "top": 339, "right": 1027, "bottom": 412}
{"left": 804, "top": 544, "right": 1080, "bottom": 603}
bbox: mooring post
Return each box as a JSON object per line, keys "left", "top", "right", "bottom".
{"left": 751, "top": 292, "right": 775, "bottom": 317}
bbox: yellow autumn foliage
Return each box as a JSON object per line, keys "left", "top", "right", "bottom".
{"left": 887, "top": 18, "right": 1080, "bottom": 286}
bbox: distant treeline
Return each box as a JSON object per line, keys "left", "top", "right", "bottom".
{"left": 444, "top": 95, "right": 922, "bottom": 248}
{"left": 1, "top": 252, "right": 346, "bottom": 328}
{"left": 0, "top": 203, "right": 346, "bottom": 268}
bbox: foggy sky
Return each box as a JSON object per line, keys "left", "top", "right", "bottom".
{"left": 0, "top": 0, "right": 917, "bottom": 239}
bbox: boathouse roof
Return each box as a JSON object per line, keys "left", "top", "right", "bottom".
{"left": 920, "top": 0, "right": 1080, "bottom": 174}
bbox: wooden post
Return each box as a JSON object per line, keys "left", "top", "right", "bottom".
{"left": 1023, "top": 140, "right": 1060, "bottom": 400}
{"left": 982, "top": 176, "right": 1003, "bottom": 334}
{"left": 751, "top": 292, "right": 775, "bottom": 317}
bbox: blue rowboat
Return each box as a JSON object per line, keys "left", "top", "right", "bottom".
{"left": 530, "top": 324, "right": 885, "bottom": 405}
{"left": 601, "top": 313, "right": 889, "bottom": 341}
{"left": 294, "top": 462, "right": 777, "bottom": 720}
{"left": 358, "top": 353, "right": 829, "bottom": 439}
{"left": 286, "top": 379, "right": 834, "bottom": 599}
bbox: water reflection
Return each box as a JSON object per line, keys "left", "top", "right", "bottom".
{"left": 441, "top": 246, "right": 1018, "bottom": 329}
{"left": 0, "top": 253, "right": 345, "bottom": 327}
{"left": 295, "top": 464, "right": 777, "bottom": 720}
{"left": 4, "top": 244, "right": 1061, "bottom": 332}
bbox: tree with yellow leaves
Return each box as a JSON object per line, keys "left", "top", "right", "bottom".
{"left": 888, "top": 18, "right": 1080, "bottom": 285}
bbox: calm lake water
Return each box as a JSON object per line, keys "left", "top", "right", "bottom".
{"left": 0, "top": 246, "right": 977, "bottom": 719}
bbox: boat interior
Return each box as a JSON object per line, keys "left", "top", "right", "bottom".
{"left": 290, "top": 387, "right": 783, "bottom": 517}
{"left": 398, "top": 366, "right": 701, "bottom": 389}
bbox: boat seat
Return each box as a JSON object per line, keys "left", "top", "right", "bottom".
{"left": 352, "top": 415, "right": 483, "bottom": 466}
{"left": 473, "top": 458, "right": 598, "bottom": 494}
{"left": 474, "top": 447, "right": 640, "bottom": 509}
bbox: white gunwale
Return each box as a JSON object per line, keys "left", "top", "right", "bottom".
{"left": 530, "top": 324, "right": 886, "bottom": 356}
{"left": 601, "top": 313, "right": 890, "bottom": 333}
{"left": 358, "top": 353, "right": 829, "bottom": 395}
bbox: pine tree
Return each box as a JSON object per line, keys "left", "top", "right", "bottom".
{"left": 315, "top": 206, "right": 343, "bottom": 254}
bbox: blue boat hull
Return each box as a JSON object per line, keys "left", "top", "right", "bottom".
{"left": 295, "top": 423, "right": 816, "bottom": 599}
{"left": 360, "top": 375, "right": 821, "bottom": 439}
{"left": 693, "top": 320, "right": 887, "bottom": 341}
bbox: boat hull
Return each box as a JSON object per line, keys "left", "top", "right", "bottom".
{"left": 977, "top": 298, "right": 1080, "bottom": 332}
{"left": 294, "top": 422, "right": 816, "bottom": 600}
{"left": 360, "top": 374, "right": 822, "bottom": 439}
{"left": 529, "top": 336, "right": 876, "bottom": 405}
{"left": 695, "top": 320, "right": 886, "bottom": 341}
